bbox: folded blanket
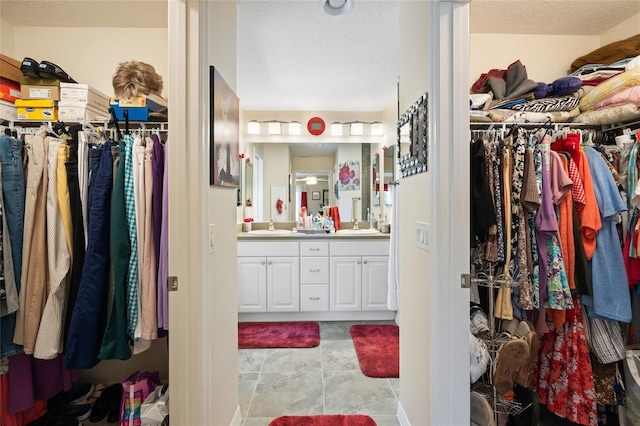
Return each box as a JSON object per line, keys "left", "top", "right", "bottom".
{"left": 572, "top": 85, "right": 596, "bottom": 99}
{"left": 595, "top": 85, "right": 640, "bottom": 110}
{"left": 571, "top": 33, "right": 640, "bottom": 72}
{"left": 487, "top": 108, "right": 580, "bottom": 124}
{"left": 579, "top": 66, "right": 640, "bottom": 111}
{"left": 573, "top": 103, "right": 640, "bottom": 125}
{"left": 511, "top": 96, "right": 580, "bottom": 113}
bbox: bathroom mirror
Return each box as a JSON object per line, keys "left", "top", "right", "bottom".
{"left": 245, "top": 161, "right": 253, "bottom": 207}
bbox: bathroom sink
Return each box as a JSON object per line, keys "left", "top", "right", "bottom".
{"left": 336, "top": 229, "right": 381, "bottom": 235}
{"left": 248, "top": 229, "right": 293, "bottom": 235}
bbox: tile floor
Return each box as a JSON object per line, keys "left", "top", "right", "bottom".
{"left": 238, "top": 321, "right": 401, "bottom": 426}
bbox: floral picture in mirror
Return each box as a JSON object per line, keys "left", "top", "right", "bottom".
{"left": 397, "top": 92, "right": 428, "bottom": 178}
{"left": 338, "top": 160, "right": 360, "bottom": 190}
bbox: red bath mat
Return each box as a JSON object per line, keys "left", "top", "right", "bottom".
{"left": 238, "top": 321, "right": 320, "bottom": 349}
{"left": 269, "top": 414, "right": 376, "bottom": 426}
{"left": 350, "top": 324, "right": 399, "bottom": 378}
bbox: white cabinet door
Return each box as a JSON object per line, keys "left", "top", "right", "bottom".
{"left": 238, "top": 257, "right": 267, "bottom": 312}
{"left": 267, "top": 256, "right": 300, "bottom": 312}
{"left": 362, "top": 255, "right": 390, "bottom": 311}
{"left": 330, "top": 256, "right": 362, "bottom": 311}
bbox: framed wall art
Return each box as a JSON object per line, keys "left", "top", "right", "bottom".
{"left": 210, "top": 66, "right": 240, "bottom": 187}
{"left": 397, "top": 92, "right": 428, "bottom": 178}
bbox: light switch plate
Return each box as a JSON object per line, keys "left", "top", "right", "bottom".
{"left": 415, "top": 222, "right": 429, "bottom": 251}
{"left": 209, "top": 223, "right": 215, "bottom": 254}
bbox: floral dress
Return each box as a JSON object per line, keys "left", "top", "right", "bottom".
{"left": 534, "top": 298, "right": 598, "bottom": 426}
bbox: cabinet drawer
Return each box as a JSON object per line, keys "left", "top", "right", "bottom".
{"left": 300, "top": 285, "right": 329, "bottom": 312}
{"left": 300, "top": 241, "right": 329, "bottom": 256}
{"left": 238, "top": 241, "right": 299, "bottom": 257}
{"left": 300, "top": 257, "right": 329, "bottom": 284}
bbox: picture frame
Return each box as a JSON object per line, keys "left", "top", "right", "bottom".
{"left": 397, "top": 92, "right": 428, "bottom": 178}
{"left": 312, "top": 191, "right": 321, "bottom": 200}
{"left": 210, "top": 66, "right": 240, "bottom": 187}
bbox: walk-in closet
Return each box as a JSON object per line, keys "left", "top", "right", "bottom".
{"left": 468, "top": 2, "right": 640, "bottom": 425}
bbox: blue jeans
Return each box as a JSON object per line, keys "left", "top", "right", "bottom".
{"left": 0, "top": 135, "right": 25, "bottom": 357}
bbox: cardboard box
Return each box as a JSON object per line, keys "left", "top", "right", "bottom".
{"left": 60, "top": 83, "right": 110, "bottom": 111}
{"left": 15, "top": 99, "right": 57, "bottom": 120}
{"left": 19, "top": 77, "right": 59, "bottom": 86}
{"left": 21, "top": 84, "right": 60, "bottom": 100}
{"left": 0, "top": 78, "right": 21, "bottom": 103}
{"left": 109, "top": 97, "right": 164, "bottom": 121}
{"left": 0, "top": 54, "right": 22, "bottom": 84}
{"left": 0, "top": 100, "right": 17, "bottom": 121}
{"left": 58, "top": 102, "right": 110, "bottom": 122}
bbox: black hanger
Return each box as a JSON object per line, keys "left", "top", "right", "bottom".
{"left": 108, "top": 107, "right": 123, "bottom": 141}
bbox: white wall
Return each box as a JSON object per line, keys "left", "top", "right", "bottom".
{"left": 600, "top": 11, "right": 640, "bottom": 46}
{"left": 1, "top": 19, "right": 16, "bottom": 55}
{"left": 12, "top": 27, "right": 168, "bottom": 98}
{"left": 397, "top": 1, "right": 430, "bottom": 424}
{"left": 205, "top": 2, "right": 240, "bottom": 424}
{"left": 470, "top": 33, "right": 599, "bottom": 86}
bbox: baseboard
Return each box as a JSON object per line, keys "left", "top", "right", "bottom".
{"left": 397, "top": 401, "right": 410, "bottom": 426}
{"left": 230, "top": 405, "right": 242, "bottom": 426}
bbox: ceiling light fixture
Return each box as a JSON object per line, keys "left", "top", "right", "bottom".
{"left": 305, "top": 175, "right": 318, "bottom": 185}
{"left": 350, "top": 122, "right": 363, "bottom": 136}
{"left": 268, "top": 122, "right": 281, "bottom": 135}
{"left": 331, "top": 123, "right": 343, "bottom": 136}
{"left": 247, "top": 120, "right": 260, "bottom": 135}
{"left": 246, "top": 120, "right": 302, "bottom": 135}
{"left": 322, "top": 0, "right": 353, "bottom": 16}
{"left": 288, "top": 122, "right": 301, "bottom": 135}
{"left": 371, "top": 122, "right": 384, "bottom": 136}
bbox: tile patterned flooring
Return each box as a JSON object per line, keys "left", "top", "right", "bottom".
{"left": 238, "top": 321, "right": 401, "bottom": 426}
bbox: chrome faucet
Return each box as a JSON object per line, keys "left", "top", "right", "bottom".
{"left": 352, "top": 218, "right": 359, "bottom": 230}
{"left": 268, "top": 220, "right": 275, "bottom": 231}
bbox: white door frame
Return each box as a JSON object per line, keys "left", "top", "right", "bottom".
{"left": 427, "top": 1, "right": 470, "bottom": 424}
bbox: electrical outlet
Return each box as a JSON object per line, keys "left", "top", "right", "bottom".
{"left": 209, "top": 223, "right": 215, "bottom": 254}
{"left": 415, "top": 222, "right": 429, "bottom": 251}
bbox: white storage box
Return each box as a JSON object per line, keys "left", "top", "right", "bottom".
{"left": 0, "top": 99, "right": 17, "bottom": 121}
{"left": 58, "top": 102, "right": 110, "bottom": 122}
{"left": 60, "top": 83, "right": 110, "bottom": 111}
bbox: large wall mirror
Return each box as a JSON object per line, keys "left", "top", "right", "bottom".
{"left": 250, "top": 142, "right": 382, "bottom": 222}
{"left": 245, "top": 161, "right": 254, "bottom": 207}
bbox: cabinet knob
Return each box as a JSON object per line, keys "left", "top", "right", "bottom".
{"left": 363, "top": 260, "right": 368, "bottom": 264}
{"left": 357, "top": 260, "right": 361, "bottom": 264}
{"left": 267, "top": 260, "right": 272, "bottom": 265}
{"left": 310, "top": 248, "right": 320, "bottom": 251}
{"left": 261, "top": 261, "right": 266, "bottom": 265}
{"left": 309, "top": 297, "right": 320, "bottom": 300}
{"left": 310, "top": 269, "right": 320, "bottom": 272}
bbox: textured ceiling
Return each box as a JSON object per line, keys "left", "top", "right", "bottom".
{"left": 237, "top": 0, "right": 400, "bottom": 112}
{"left": 470, "top": 0, "right": 640, "bottom": 35}
{"left": 0, "top": 0, "right": 167, "bottom": 28}
{"left": 2, "top": 0, "right": 639, "bottom": 113}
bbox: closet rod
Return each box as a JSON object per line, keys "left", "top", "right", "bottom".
{"left": 601, "top": 119, "right": 640, "bottom": 133}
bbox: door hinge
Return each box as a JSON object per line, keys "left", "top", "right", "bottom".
{"left": 460, "top": 273, "right": 471, "bottom": 289}
{"left": 168, "top": 276, "right": 179, "bottom": 292}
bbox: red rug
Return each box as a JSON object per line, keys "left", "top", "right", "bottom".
{"left": 238, "top": 321, "right": 320, "bottom": 349}
{"left": 350, "top": 324, "right": 399, "bottom": 378}
{"left": 269, "top": 415, "right": 376, "bottom": 426}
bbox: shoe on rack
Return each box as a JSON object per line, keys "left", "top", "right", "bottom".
{"left": 37, "top": 60, "right": 76, "bottom": 83}
{"left": 493, "top": 339, "right": 529, "bottom": 395}
{"left": 21, "top": 57, "right": 41, "bottom": 78}
{"left": 470, "top": 391, "right": 495, "bottom": 426}
{"left": 513, "top": 330, "right": 540, "bottom": 388}
{"left": 470, "top": 331, "right": 490, "bottom": 384}
{"left": 470, "top": 305, "right": 490, "bottom": 337}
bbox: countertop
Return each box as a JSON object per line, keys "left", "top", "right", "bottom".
{"left": 237, "top": 229, "right": 391, "bottom": 240}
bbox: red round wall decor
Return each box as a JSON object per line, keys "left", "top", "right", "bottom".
{"left": 307, "top": 117, "right": 325, "bottom": 136}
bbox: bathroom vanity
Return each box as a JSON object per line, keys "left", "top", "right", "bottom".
{"left": 237, "top": 229, "right": 394, "bottom": 322}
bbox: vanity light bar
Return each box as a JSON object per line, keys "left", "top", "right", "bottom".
{"left": 246, "top": 120, "right": 383, "bottom": 136}
{"left": 331, "top": 123, "right": 343, "bottom": 136}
